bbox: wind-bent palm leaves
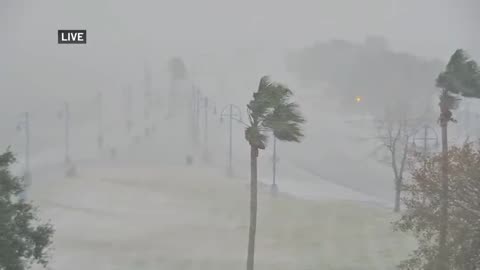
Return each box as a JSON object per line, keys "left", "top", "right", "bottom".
{"left": 437, "top": 49, "right": 480, "bottom": 122}
{"left": 437, "top": 49, "right": 480, "bottom": 98}
{"left": 244, "top": 76, "right": 305, "bottom": 270}
{"left": 264, "top": 102, "right": 304, "bottom": 141}
{"left": 245, "top": 76, "right": 305, "bottom": 148}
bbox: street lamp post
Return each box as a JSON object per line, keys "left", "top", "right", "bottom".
{"left": 202, "top": 96, "right": 210, "bottom": 161}
{"left": 228, "top": 105, "right": 233, "bottom": 174}
{"left": 190, "top": 86, "right": 201, "bottom": 147}
{"left": 220, "top": 104, "right": 242, "bottom": 176}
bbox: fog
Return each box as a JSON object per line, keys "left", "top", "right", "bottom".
{"left": 1, "top": 0, "right": 479, "bottom": 269}
{"left": 2, "top": 0, "right": 478, "bottom": 102}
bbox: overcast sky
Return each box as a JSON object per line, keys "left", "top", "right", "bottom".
{"left": 2, "top": 0, "right": 478, "bottom": 55}
{"left": 1, "top": 0, "right": 478, "bottom": 111}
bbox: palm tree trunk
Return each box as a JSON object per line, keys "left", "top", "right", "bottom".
{"left": 438, "top": 93, "right": 449, "bottom": 270}
{"left": 247, "top": 145, "right": 258, "bottom": 270}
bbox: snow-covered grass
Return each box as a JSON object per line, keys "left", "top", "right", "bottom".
{"left": 31, "top": 164, "right": 414, "bottom": 270}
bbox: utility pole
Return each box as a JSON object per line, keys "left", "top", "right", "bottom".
{"left": 220, "top": 104, "right": 242, "bottom": 176}
{"left": 97, "top": 91, "right": 104, "bottom": 150}
{"left": 17, "top": 112, "right": 32, "bottom": 200}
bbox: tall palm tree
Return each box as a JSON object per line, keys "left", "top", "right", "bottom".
{"left": 435, "top": 49, "right": 480, "bottom": 269}
{"left": 244, "top": 76, "right": 305, "bottom": 270}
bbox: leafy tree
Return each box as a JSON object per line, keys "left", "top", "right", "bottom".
{"left": 395, "top": 142, "right": 480, "bottom": 269}
{"left": 244, "top": 76, "right": 305, "bottom": 270}
{"left": 435, "top": 49, "right": 480, "bottom": 269}
{"left": 0, "top": 150, "right": 54, "bottom": 270}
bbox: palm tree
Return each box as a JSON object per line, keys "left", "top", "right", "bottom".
{"left": 244, "top": 76, "right": 305, "bottom": 270}
{"left": 435, "top": 49, "right": 480, "bottom": 269}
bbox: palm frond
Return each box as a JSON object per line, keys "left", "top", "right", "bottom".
{"left": 255, "top": 76, "right": 293, "bottom": 109}
{"left": 257, "top": 76, "right": 272, "bottom": 92}
{"left": 248, "top": 76, "right": 277, "bottom": 123}
{"left": 263, "top": 82, "right": 292, "bottom": 106}
{"left": 437, "top": 49, "right": 480, "bottom": 98}
{"left": 272, "top": 122, "right": 304, "bottom": 142}
{"left": 264, "top": 102, "right": 305, "bottom": 142}
{"left": 246, "top": 76, "right": 306, "bottom": 146}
